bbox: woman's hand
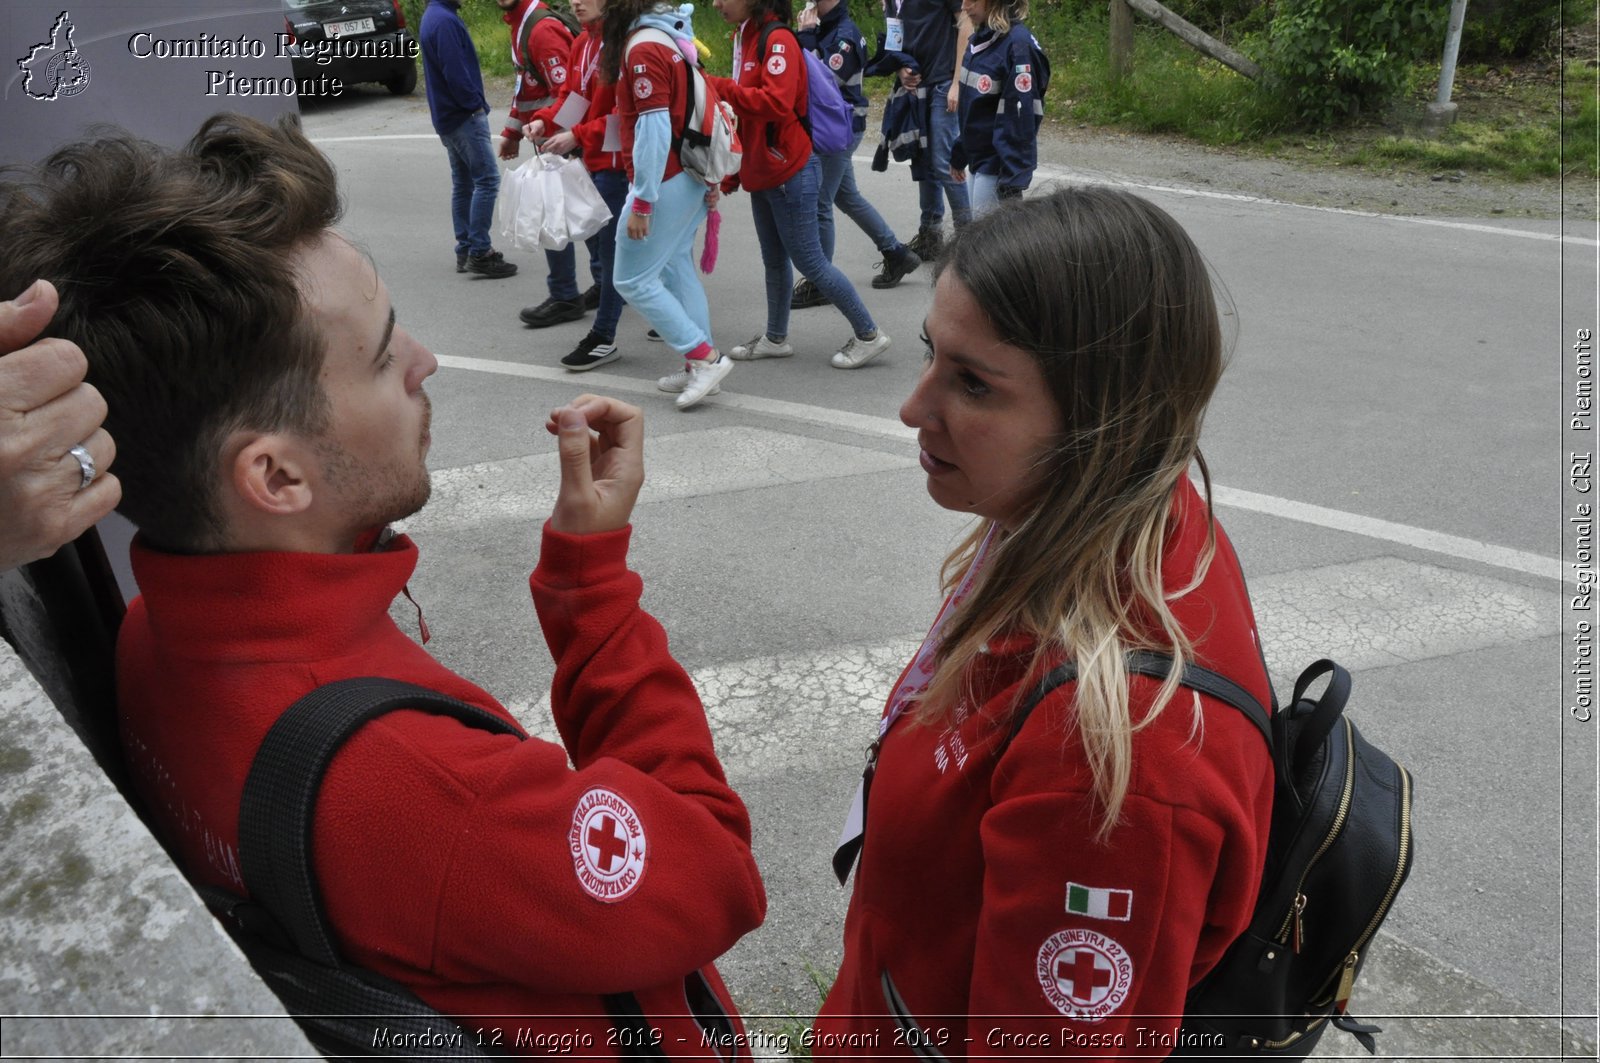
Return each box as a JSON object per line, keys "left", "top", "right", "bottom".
{"left": 898, "top": 66, "right": 922, "bottom": 90}
{"left": 543, "top": 130, "right": 579, "bottom": 156}
{"left": 627, "top": 211, "right": 651, "bottom": 240}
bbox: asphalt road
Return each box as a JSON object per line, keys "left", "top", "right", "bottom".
{"left": 301, "top": 85, "right": 1596, "bottom": 1060}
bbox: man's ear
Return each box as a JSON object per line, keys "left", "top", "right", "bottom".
{"left": 228, "top": 433, "right": 316, "bottom": 518}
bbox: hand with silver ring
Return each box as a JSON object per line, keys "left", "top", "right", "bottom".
{"left": 0, "top": 280, "right": 121, "bottom": 570}
{"left": 68, "top": 443, "right": 97, "bottom": 491}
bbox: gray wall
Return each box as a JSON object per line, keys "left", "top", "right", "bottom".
{"left": 1, "top": 1, "right": 313, "bottom": 1052}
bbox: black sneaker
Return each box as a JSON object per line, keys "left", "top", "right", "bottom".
{"left": 582, "top": 284, "right": 601, "bottom": 310}
{"left": 466, "top": 249, "right": 518, "bottom": 279}
{"left": 561, "top": 332, "right": 620, "bottom": 372}
{"left": 906, "top": 226, "right": 943, "bottom": 261}
{"left": 790, "top": 278, "right": 830, "bottom": 309}
{"left": 871, "top": 244, "right": 923, "bottom": 289}
{"left": 646, "top": 328, "right": 663, "bottom": 342}
{"left": 455, "top": 252, "right": 468, "bottom": 273}
{"left": 519, "top": 297, "right": 586, "bottom": 328}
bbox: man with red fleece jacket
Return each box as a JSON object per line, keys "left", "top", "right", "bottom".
{"left": 0, "top": 112, "right": 764, "bottom": 1058}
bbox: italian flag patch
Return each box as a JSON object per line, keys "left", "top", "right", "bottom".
{"left": 1066, "top": 882, "right": 1132, "bottom": 921}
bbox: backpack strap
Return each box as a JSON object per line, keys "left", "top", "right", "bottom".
{"left": 756, "top": 20, "right": 811, "bottom": 143}
{"left": 626, "top": 27, "right": 698, "bottom": 164}
{"left": 518, "top": 2, "right": 580, "bottom": 70}
{"left": 238, "top": 677, "right": 522, "bottom": 966}
{"left": 1004, "top": 650, "right": 1273, "bottom": 758}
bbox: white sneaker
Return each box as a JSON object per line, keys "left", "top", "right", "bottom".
{"left": 656, "top": 365, "right": 722, "bottom": 395}
{"left": 728, "top": 334, "right": 794, "bottom": 361}
{"left": 831, "top": 330, "right": 892, "bottom": 369}
{"left": 674, "top": 354, "right": 734, "bottom": 410}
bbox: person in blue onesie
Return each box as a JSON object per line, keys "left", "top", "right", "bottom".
{"left": 952, "top": 0, "right": 1048, "bottom": 216}
{"left": 603, "top": 1, "right": 733, "bottom": 410}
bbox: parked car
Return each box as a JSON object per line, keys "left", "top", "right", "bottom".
{"left": 283, "top": 0, "right": 418, "bottom": 96}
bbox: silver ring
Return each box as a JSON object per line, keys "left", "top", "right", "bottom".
{"left": 68, "top": 444, "right": 96, "bottom": 491}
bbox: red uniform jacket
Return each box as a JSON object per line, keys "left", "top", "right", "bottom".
{"left": 615, "top": 27, "right": 690, "bottom": 184}
{"left": 814, "top": 482, "right": 1274, "bottom": 1059}
{"left": 708, "top": 14, "right": 810, "bottom": 192}
{"left": 118, "top": 524, "right": 766, "bottom": 1056}
{"left": 501, "top": 0, "right": 575, "bottom": 143}
{"left": 531, "top": 21, "right": 624, "bottom": 173}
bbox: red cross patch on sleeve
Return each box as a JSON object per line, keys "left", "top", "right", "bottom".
{"left": 828, "top": 52, "right": 844, "bottom": 70}
{"left": 1036, "top": 929, "right": 1134, "bottom": 1022}
{"left": 767, "top": 54, "right": 787, "bottom": 76}
{"left": 569, "top": 788, "right": 648, "bottom": 903}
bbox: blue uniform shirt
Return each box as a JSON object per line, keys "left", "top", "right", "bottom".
{"left": 956, "top": 22, "right": 1049, "bottom": 191}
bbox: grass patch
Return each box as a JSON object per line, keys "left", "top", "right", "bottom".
{"left": 760, "top": 960, "right": 834, "bottom": 1059}
{"left": 1043, "top": 11, "right": 1285, "bottom": 145}
{"left": 1327, "top": 57, "right": 1597, "bottom": 179}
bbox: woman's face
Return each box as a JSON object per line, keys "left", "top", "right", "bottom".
{"left": 900, "top": 270, "right": 1065, "bottom": 530}
{"left": 960, "top": 0, "right": 989, "bottom": 25}
{"left": 571, "top": 0, "right": 605, "bottom": 24}
{"left": 714, "top": 0, "right": 756, "bottom": 24}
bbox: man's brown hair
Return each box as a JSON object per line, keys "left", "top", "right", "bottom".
{"left": 0, "top": 113, "right": 343, "bottom": 551}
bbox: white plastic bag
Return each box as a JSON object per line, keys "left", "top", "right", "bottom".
{"left": 499, "top": 153, "right": 613, "bottom": 252}
{"left": 555, "top": 158, "right": 612, "bottom": 247}
{"left": 495, "top": 154, "right": 549, "bottom": 252}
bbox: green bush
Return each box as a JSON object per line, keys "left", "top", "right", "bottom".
{"left": 1263, "top": 0, "right": 1444, "bottom": 127}
{"left": 1459, "top": 0, "right": 1577, "bottom": 60}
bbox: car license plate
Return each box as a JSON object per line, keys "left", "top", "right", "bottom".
{"left": 323, "top": 17, "right": 375, "bottom": 37}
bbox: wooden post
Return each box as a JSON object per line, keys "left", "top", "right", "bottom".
{"left": 1122, "top": 0, "right": 1261, "bottom": 81}
{"left": 1109, "top": 0, "right": 1134, "bottom": 82}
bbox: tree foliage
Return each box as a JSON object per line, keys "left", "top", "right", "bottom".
{"left": 1261, "top": 0, "right": 1444, "bottom": 126}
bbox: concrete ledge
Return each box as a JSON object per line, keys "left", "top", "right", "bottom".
{"left": 0, "top": 640, "right": 313, "bottom": 1057}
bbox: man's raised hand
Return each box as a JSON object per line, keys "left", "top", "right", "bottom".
{"left": 544, "top": 395, "right": 645, "bottom": 535}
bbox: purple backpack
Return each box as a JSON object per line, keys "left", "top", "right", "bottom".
{"left": 758, "top": 22, "right": 853, "bottom": 155}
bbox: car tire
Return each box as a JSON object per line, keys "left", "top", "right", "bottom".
{"left": 387, "top": 61, "right": 417, "bottom": 96}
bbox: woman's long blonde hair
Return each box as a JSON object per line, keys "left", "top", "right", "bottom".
{"left": 976, "top": 0, "right": 1027, "bottom": 35}
{"left": 915, "top": 186, "right": 1227, "bottom": 841}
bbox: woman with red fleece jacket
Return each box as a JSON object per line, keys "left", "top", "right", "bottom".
{"left": 814, "top": 188, "right": 1275, "bottom": 1058}
{"left": 706, "top": 0, "right": 892, "bottom": 370}
{"left": 525, "top": 0, "right": 632, "bottom": 371}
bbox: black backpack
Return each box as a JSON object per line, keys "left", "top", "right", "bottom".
{"left": 1010, "top": 651, "right": 1415, "bottom": 1058}
{"left": 199, "top": 678, "right": 675, "bottom": 1061}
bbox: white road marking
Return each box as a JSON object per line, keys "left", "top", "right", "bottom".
{"left": 1034, "top": 162, "right": 1599, "bottom": 248}
{"left": 504, "top": 555, "right": 1553, "bottom": 761}
{"left": 410, "top": 425, "right": 913, "bottom": 529}
{"left": 434, "top": 353, "right": 1563, "bottom": 583}
{"left": 314, "top": 135, "right": 1596, "bottom": 247}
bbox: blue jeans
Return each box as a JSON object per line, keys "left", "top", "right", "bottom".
{"left": 816, "top": 130, "right": 898, "bottom": 261}
{"left": 587, "top": 168, "right": 629, "bottom": 342}
{"left": 918, "top": 80, "right": 971, "bottom": 230}
{"left": 438, "top": 112, "right": 500, "bottom": 257}
{"left": 612, "top": 172, "right": 712, "bottom": 356}
{"left": 751, "top": 157, "right": 876, "bottom": 340}
{"left": 969, "top": 171, "right": 1001, "bottom": 217}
